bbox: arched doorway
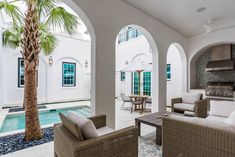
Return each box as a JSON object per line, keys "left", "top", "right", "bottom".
{"left": 166, "top": 43, "right": 187, "bottom": 108}
{"left": 61, "top": 0, "right": 96, "bottom": 115}
{"left": 115, "top": 25, "right": 158, "bottom": 129}
{"left": 62, "top": 0, "right": 96, "bottom": 115}
{"left": 0, "top": 1, "right": 95, "bottom": 110}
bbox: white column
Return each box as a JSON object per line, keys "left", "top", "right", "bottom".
{"left": 91, "top": 32, "right": 116, "bottom": 129}
{"left": 152, "top": 45, "right": 168, "bottom": 112}
{"left": 151, "top": 47, "right": 159, "bottom": 112}
{"left": 158, "top": 46, "right": 168, "bottom": 112}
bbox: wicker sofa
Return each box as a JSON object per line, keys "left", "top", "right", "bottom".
{"left": 162, "top": 115, "right": 235, "bottom": 157}
{"left": 171, "top": 93, "right": 208, "bottom": 118}
{"left": 54, "top": 115, "right": 138, "bottom": 157}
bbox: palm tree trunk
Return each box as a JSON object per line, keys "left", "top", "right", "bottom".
{"left": 24, "top": 69, "right": 41, "bottom": 140}
{"left": 23, "top": 2, "right": 42, "bottom": 141}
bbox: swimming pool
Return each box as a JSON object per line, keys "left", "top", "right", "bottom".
{"left": 0, "top": 106, "right": 91, "bottom": 133}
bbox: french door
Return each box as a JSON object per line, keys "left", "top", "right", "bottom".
{"left": 132, "top": 72, "right": 151, "bottom": 96}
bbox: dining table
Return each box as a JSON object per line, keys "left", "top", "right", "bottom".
{"left": 129, "top": 95, "right": 149, "bottom": 113}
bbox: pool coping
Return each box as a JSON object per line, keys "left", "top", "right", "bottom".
{"left": 2, "top": 99, "right": 90, "bottom": 109}
{"left": 0, "top": 109, "right": 8, "bottom": 132}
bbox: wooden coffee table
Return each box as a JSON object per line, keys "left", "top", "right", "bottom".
{"left": 135, "top": 112, "right": 181, "bottom": 145}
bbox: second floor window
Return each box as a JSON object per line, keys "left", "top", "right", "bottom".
{"left": 62, "top": 62, "right": 76, "bottom": 87}
{"left": 120, "top": 71, "right": 126, "bottom": 82}
{"left": 118, "top": 27, "right": 143, "bottom": 44}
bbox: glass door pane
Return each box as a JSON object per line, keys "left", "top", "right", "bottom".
{"left": 143, "top": 72, "right": 151, "bottom": 96}
{"left": 133, "top": 72, "right": 139, "bottom": 95}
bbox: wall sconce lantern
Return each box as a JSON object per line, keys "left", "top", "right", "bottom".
{"left": 49, "top": 56, "right": 53, "bottom": 65}
{"left": 125, "top": 60, "right": 129, "bottom": 65}
{"left": 85, "top": 59, "right": 88, "bottom": 68}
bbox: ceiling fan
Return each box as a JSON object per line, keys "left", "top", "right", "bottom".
{"left": 202, "top": 19, "right": 215, "bottom": 34}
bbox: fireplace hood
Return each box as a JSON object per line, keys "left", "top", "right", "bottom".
{"left": 205, "top": 45, "right": 234, "bottom": 72}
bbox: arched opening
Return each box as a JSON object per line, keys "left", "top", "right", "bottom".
{"left": 190, "top": 43, "right": 235, "bottom": 94}
{"left": 0, "top": 0, "right": 96, "bottom": 133}
{"left": 115, "top": 25, "right": 158, "bottom": 129}
{"left": 166, "top": 43, "right": 187, "bottom": 108}
{"left": 61, "top": 0, "right": 96, "bottom": 115}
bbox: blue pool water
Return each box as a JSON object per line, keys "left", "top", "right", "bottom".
{"left": 0, "top": 106, "right": 91, "bottom": 133}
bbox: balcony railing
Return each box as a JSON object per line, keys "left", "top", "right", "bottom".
{"left": 118, "top": 28, "right": 142, "bottom": 44}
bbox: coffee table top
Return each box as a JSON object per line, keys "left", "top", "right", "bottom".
{"left": 135, "top": 112, "right": 181, "bottom": 127}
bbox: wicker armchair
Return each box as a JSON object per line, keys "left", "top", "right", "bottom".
{"left": 162, "top": 115, "right": 235, "bottom": 157}
{"left": 171, "top": 94, "right": 208, "bottom": 118}
{"left": 54, "top": 115, "right": 138, "bottom": 157}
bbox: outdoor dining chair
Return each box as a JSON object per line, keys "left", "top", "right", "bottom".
{"left": 120, "top": 93, "right": 132, "bottom": 110}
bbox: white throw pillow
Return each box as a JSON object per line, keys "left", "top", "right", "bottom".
{"left": 225, "top": 110, "right": 235, "bottom": 126}
{"left": 67, "top": 111, "right": 98, "bottom": 140}
{"left": 210, "top": 101, "right": 235, "bottom": 117}
{"left": 182, "top": 93, "right": 201, "bottom": 104}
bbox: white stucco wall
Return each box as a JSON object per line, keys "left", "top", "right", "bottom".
{"left": 166, "top": 45, "right": 183, "bottom": 106}
{"left": 0, "top": 33, "right": 91, "bottom": 106}
{"left": 50, "top": 35, "right": 91, "bottom": 102}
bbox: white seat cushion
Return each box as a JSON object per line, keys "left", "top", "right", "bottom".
{"left": 225, "top": 110, "right": 235, "bottom": 126}
{"left": 206, "top": 115, "right": 227, "bottom": 123}
{"left": 168, "top": 115, "right": 235, "bottom": 133}
{"left": 210, "top": 101, "right": 235, "bottom": 117}
{"left": 67, "top": 111, "right": 98, "bottom": 140}
{"left": 96, "top": 127, "right": 114, "bottom": 136}
{"left": 182, "top": 93, "right": 201, "bottom": 104}
{"left": 174, "top": 103, "right": 195, "bottom": 111}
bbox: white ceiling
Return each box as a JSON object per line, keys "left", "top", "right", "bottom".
{"left": 124, "top": 0, "right": 235, "bottom": 37}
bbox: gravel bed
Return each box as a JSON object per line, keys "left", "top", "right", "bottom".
{"left": 0, "top": 127, "right": 54, "bottom": 156}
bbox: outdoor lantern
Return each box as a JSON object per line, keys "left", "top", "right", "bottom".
{"left": 85, "top": 59, "right": 88, "bottom": 68}
{"left": 49, "top": 56, "right": 53, "bottom": 65}
{"left": 125, "top": 60, "right": 129, "bottom": 65}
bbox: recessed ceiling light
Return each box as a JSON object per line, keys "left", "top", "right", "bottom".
{"left": 196, "top": 7, "right": 206, "bottom": 13}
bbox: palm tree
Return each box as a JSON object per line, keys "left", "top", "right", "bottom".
{"left": 0, "top": 0, "right": 79, "bottom": 141}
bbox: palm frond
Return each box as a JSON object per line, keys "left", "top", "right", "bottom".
{"left": 37, "top": 0, "right": 58, "bottom": 19}
{"left": 0, "top": 1, "right": 23, "bottom": 25}
{"left": 44, "top": 6, "right": 79, "bottom": 35}
{"left": 39, "top": 24, "right": 58, "bottom": 55}
{"left": 2, "top": 24, "right": 23, "bottom": 49}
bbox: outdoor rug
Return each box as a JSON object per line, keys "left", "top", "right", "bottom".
{"left": 139, "top": 132, "right": 162, "bottom": 157}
